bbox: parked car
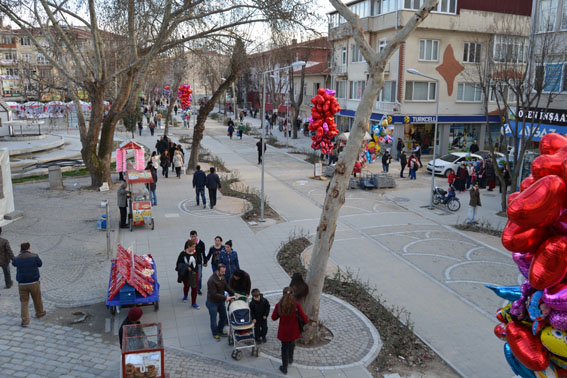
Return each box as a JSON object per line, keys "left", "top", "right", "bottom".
{"left": 426, "top": 152, "right": 483, "bottom": 177}
{"left": 475, "top": 150, "right": 505, "bottom": 162}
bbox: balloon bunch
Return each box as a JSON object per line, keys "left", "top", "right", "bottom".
{"left": 308, "top": 88, "right": 341, "bottom": 154}
{"left": 177, "top": 84, "right": 192, "bottom": 110}
{"left": 490, "top": 133, "right": 567, "bottom": 377}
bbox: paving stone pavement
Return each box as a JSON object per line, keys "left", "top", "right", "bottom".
{"left": 0, "top": 315, "right": 280, "bottom": 377}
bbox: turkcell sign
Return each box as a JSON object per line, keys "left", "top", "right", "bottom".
{"left": 410, "top": 116, "right": 437, "bottom": 123}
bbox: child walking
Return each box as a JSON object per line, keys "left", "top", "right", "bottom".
{"left": 249, "top": 288, "right": 270, "bottom": 343}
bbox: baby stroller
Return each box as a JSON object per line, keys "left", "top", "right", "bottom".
{"left": 227, "top": 299, "right": 259, "bottom": 360}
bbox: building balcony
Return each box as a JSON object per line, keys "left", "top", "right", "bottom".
{"left": 0, "top": 59, "right": 17, "bottom": 65}
{"left": 332, "top": 65, "right": 348, "bottom": 77}
{"left": 374, "top": 101, "right": 400, "bottom": 114}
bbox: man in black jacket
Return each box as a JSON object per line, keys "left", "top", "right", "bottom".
{"left": 192, "top": 165, "right": 207, "bottom": 208}
{"left": 0, "top": 227, "right": 14, "bottom": 289}
{"left": 205, "top": 167, "right": 222, "bottom": 209}
{"left": 12, "top": 242, "right": 45, "bottom": 327}
{"left": 188, "top": 230, "right": 206, "bottom": 295}
{"left": 400, "top": 151, "right": 407, "bottom": 178}
{"left": 249, "top": 288, "right": 270, "bottom": 343}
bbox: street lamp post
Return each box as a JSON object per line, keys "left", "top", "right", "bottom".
{"left": 407, "top": 68, "right": 439, "bottom": 209}
{"left": 260, "top": 61, "right": 305, "bottom": 221}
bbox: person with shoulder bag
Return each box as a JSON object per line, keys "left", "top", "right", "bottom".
{"left": 271, "top": 286, "right": 308, "bottom": 375}
{"left": 175, "top": 240, "right": 200, "bottom": 309}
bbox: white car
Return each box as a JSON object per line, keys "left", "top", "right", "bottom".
{"left": 426, "top": 152, "right": 483, "bottom": 177}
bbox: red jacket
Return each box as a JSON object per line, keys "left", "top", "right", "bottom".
{"left": 271, "top": 302, "right": 309, "bottom": 342}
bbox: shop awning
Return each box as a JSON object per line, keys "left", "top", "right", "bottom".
{"left": 504, "top": 121, "right": 567, "bottom": 142}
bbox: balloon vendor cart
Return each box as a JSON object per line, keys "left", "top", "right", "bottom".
{"left": 121, "top": 322, "right": 165, "bottom": 378}
{"left": 107, "top": 244, "right": 160, "bottom": 316}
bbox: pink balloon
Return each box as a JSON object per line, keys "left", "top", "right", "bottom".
{"left": 549, "top": 310, "right": 567, "bottom": 330}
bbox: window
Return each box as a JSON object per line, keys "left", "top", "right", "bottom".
{"left": 405, "top": 81, "right": 436, "bottom": 101}
{"left": 351, "top": 44, "right": 365, "bottom": 63}
{"left": 336, "top": 80, "right": 347, "bottom": 99}
{"left": 20, "top": 37, "right": 31, "bottom": 46}
{"left": 313, "top": 82, "right": 320, "bottom": 95}
{"left": 4, "top": 52, "right": 16, "bottom": 61}
{"left": 563, "top": 0, "right": 567, "bottom": 30}
{"left": 329, "top": 13, "right": 346, "bottom": 28}
{"left": 303, "top": 84, "right": 307, "bottom": 96}
{"left": 37, "top": 53, "right": 48, "bottom": 65}
{"left": 493, "top": 36, "right": 528, "bottom": 64}
{"left": 378, "top": 40, "right": 387, "bottom": 52}
{"left": 537, "top": 0, "right": 558, "bottom": 32}
{"left": 39, "top": 68, "right": 52, "bottom": 78}
{"left": 489, "top": 84, "right": 518, "bottom": 103}
{"left": 341, "top": 47, "right": 347, "bottom": 65}
{"left": 350, "top": 80, "right": 366, "bottom": 100}
{"left": 403, "top": 0, "right": 456, "bottom": 13}
{"left": 4, "top": 68, "right": 18, "bottom": 76}
{"left": 375, "top": 0, "right": 396, "bottom": 14}
{"left": 463, "top": 42, "right": 481, "bottom": 63}
{"left": 541, "top": 63, "right": 566, "bottom": 92}
{"left": 378, "top": 81, "right": 396, "bottom": 102}
{"left": 350, "top": 0, "right": 370, "bottom": 18}
{"left": 419, "top": 39, "right": 439, "bottom": 61}
{"left": 1, "top": 35, "right": 15, "bottom": 44}
{"left": 457, "top": 83, "right": 482, "bottom": 102}
{"left": 21, "top": 53, "right": 32, "bottom": 63}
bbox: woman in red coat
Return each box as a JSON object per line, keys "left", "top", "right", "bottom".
{"left": 271, "top": 287, "right": 309, "bottom": 375}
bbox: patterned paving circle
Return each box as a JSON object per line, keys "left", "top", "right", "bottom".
{"left": 257, "top": 292, "right": 381, "bottom": 369}
{"left": 178, "top": 198, "right": 250, "bottom": 217}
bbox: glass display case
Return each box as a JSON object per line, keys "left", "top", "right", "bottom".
{"left": 121, "top": 322, "right": 164, "bottom": 378}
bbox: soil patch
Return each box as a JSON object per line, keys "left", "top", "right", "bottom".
{"left": 276, "top": 236, "right": 459, "bottom": 377}
{"left": 454, "top": 222, "right": 502, "bottom": 237}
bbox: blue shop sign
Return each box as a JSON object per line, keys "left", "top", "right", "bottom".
{"left": 337, "top": 109, "right": 500, "bottom": 124}
{"left": 504, "top": 121, "right": 567, "bottom": 141}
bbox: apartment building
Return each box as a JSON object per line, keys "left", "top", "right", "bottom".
{"left": 0, "top": 26, "right": 20, "bottom": 99}
{"left": 328, "top": 0, "right": 532, "bottom": 157}
{"left": 246, "top": 37, "right": 330, "bottom": 117}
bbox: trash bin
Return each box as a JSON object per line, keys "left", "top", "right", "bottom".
{"left": 97, "top": 214, "right": 107, "bottom": 230}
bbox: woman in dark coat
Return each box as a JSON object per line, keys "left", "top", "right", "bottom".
{"left": 145, "top": 162, "right": 158, "bottom": 206}
{"left": 454, "top": 163, "right": 468, "bottom": 192}
{"left": 175, "top": 240, "right": 200, "bottom": 309}
{"left": 486, "top": 159, "right": 496, "bottom": 191}
{"left": 160, "top": 150, "right": 170, "bottom": 178}
{"left": 271, "top": 287, "right": 309, "bottom": 375}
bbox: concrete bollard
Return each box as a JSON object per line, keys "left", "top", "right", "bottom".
{"left": 48, "top": 165, "right": 63, "bottom": 190}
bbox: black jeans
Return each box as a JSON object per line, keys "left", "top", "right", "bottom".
{"left": 1, "top": 264, "right": 12, "bottom": 287}
{"left": 162, "top": 165, "right": 169, "bottom": 178}
{"left": 258, "top": 152, "right": 263, "bottom": 164}
{"left": 208, "top": 189, "right": 217, "bottom": 208}
{"left": 281, "top": 341, "right": 295, "bottom": 372}
{"left": 254, "top": 319, "right": 268, "bottom": 340}
{"left": 119, "top": 206, "right": 127, "bottom": 227}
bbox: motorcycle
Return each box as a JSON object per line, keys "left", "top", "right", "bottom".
{"left": 432, "top": 187, "right": 461, "bottom": 211}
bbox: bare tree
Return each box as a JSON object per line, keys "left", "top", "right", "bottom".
{"left": 469, "top": 21, "right": 564, "bottom": 212}
{"left": 187, "top": 39, "right": 247, "bottom": 171}
{"left": 0, "top": 0, "right": 316, "bottom": 187}
{"left": 301, "top": 0, "right": 440, "bottom": 343}
{"left": 289, "top": 63, "right": 307, "bottom": 139}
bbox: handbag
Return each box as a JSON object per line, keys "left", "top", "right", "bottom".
{"left": 189, "top": 270, "right": 198, "bottom": 288}
{"left": 296, "top": 307, "right": 305, "bottom": 333}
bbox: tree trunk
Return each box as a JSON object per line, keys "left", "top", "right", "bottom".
{"left": 187, "top": 74, "right": 237, "bottom": 172}
{"left": 290, "top": 64, "right": 306, "bottom": 139}
{"left": 80, "top": 88, "right": 108, "bottom": 188}
{"left": 164, "top": 77, "right": 182, "bottom": 136}
{"left": 302, "top": 75, "right": 384, "bottom": 343}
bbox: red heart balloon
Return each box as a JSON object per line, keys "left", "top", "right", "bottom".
{"left": 520, "top": 176, "right": 536, "bottom": 191}
{"left": 494, "top": 324, "right": 507, "bottom": 340}
{"left": 540, "top": 133, "right": 567, "bottom": 155}
{"left": 508, "top": 192, "right": 520, "bottom": 204}
{"left": 531, "top": 146, "right": 567, "bottom": 180}
{"left": 508, "top": 175, "right": 566, "bottom": 228}
{"left": 501, "top": 221, "right": 550, "bottom": 253}
{"left": 530, "top": 236, "right": 567, "bottom": 290}
{"left": 506, "top": 321, "right": 549, "bottom": 371}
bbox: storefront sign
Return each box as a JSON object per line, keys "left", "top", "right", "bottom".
{"left": 409, "top": 116, "right": 437, "bottom": 123}
{"left": 516, "top": 108, "right": 567, "bottom": 127}
{"left": 504, "top": 121, "right": 567, "bottom": 141}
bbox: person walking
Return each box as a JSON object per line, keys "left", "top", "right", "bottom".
{"left": 466, "top": 183, "right": 481, "bottom": 223}
{"left": 399, "top": 151, "right": 407, "bottom": 178}
{"left": 206, "top": 236, "right": 224, "bottom": 274}
{"left": 237, "top": 122, "right": 244, "bottom": 140}
{"left": 289, "top": 273, "right": 309, "bottom": 307}
{"left": 469, "top": 139, "right": 480, "bottom": 154}
{"left": 239, "top": 111, "right": 244, "bottom": 123}
{"left": 189, "top": 230, "right": 206, "bottom": 296}
{"left": 218, "top": 240, "right": 239, "bottom": 282}
{"left": 206, "top": 264, "right": 234, "bottom": 341}
{"left": 0, "top": 228, "right": 14, "bottom": 289}
{"left": 205, "top": 167, "right": 221, "bottom": 209}
{"left": 466, "top": 163, "right": 475, "bottom": 189}
{"left": 227, "top": 118, "right": 235, "bottom": 139}
{"left": 256, "top": 138, "right": 266, "bottom": 165}
{"left": 145, "top": 162, "right": 158, "bottom": 206}
{"left": 174, "top": 105, "right": 178, "bottom": 116}
{"left": 137, "top": 120, "right": 143, "bottom": 136}
{"left": 160, "top": 150, "right": 170, "bottom": 178}
{"left": 381, "top": 150, "right": 392, "bottom": 172}
{"left": 176, "top": 240, "right": 200, "bottom": 309}
{"left": 117, "top": 181, "right": 129, "bottom": 229}
{"left": 271, "top": 287, "right": 308, "bottom": 375}
{"left": 250, "top": 288, "right": 270, "bottom": 344}
{"left": 396, "top": 138, "right": 404, "bottom": 161}
{"left": 173, "top": 150, "right": 183, "bottom": 179}
{"left": 455, "top": 163, "right": 468, "bottom": 192}
{"left": 408, "top": 153, "right": 418, "bottom": 180}
{"left": 150, "top": 151, "right": 160, "bottom": 170}
{"left": 148, "top": 119, "right": 155, "bottom": 136}
{"left": 12, "top": 242, "right": 45, "bottom": 327}
{"left": 228, "top": 269, "right": 251, "bottom": 297}
{"left": 486, "top": 159, "right": 496, "bottom": 191}
{"left": 192, "top": 165, "right": 207, "bottom": 208}
{"left": 413, "top": 143, "right": 423, "bottom": 167}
